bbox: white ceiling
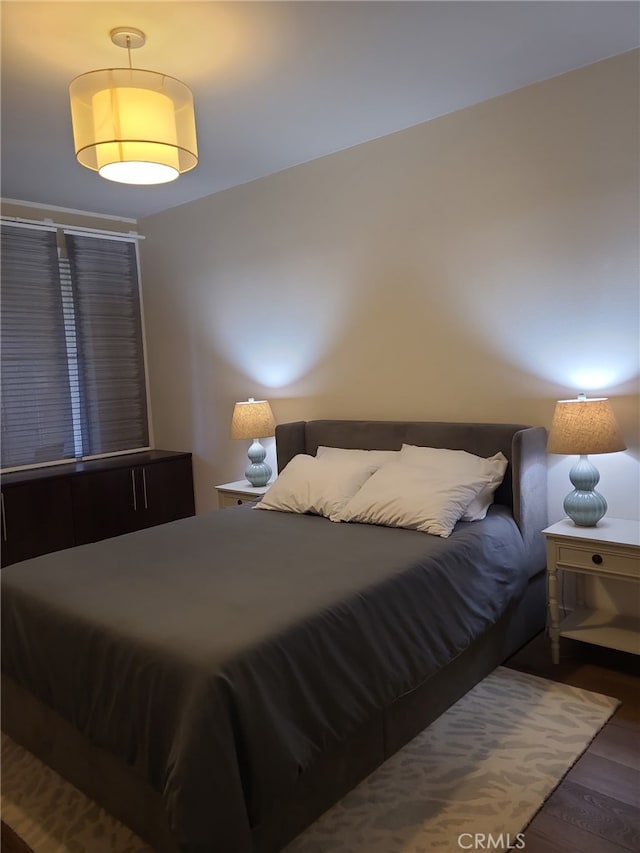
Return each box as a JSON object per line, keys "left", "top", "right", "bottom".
{"left": 2, "top": 1, "right": 638, "bottom": 221}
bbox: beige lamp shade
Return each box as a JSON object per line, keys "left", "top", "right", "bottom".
{"left": 230, "top": 399, "right": 276, "bottom": 440}
{"left": 69, "top": 68, "right": 198, "bottom": 185}
{"left": 547, "top": 396, "right": 626, "bottom": 455}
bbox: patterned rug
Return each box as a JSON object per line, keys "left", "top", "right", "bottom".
{"left": 1, "top": 667, "right": 620, "bottom": 853}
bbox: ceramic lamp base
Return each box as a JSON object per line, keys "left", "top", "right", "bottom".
{"left": 564, "top": 454, "right": 607, "bottom": 527}
{"left": 245, "top": 438, "right": 272, "bottom": 487}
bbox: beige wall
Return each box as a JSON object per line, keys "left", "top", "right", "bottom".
{"left": 139, "top": 51, "right": 639, "bottom": 520}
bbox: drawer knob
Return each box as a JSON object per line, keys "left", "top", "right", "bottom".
{"left": 236, "top": 498, "right": 243, "bottom": 505}
{"left": 591, "top": 553, "right": 603, "bottom": 565}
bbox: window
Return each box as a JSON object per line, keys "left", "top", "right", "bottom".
{"left": 1, "top": 223, "right": 149, "bottom": 470}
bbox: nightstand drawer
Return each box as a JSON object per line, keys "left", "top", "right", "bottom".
{"left": 556, "top": 544, "right": 639, "bottom": 579}
{"left": 216, "top": 479, "right": 271, "bottom": 510}
{"left": 217, "top": 492, "right": 260, "bottom": 509}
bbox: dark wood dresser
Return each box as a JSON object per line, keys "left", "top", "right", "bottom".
{"left": 1, "top": 450, "right": 195, "bottom": 567}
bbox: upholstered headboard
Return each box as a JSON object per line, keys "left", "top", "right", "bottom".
{"left": 275, "top": 419, "right": 548, "bottom": 576}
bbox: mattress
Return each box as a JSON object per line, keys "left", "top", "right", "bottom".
{"left": 2, "top": 503, "right": 528, "bottom": 852}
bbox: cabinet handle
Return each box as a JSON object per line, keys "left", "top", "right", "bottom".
{"left": 1, "top": 493, "right": 6, "bottom": 542}
{"left": 142, "top": 469, "right": 148, "bottom": 510}
{"left": 591, "top": 553, "right": 603, "bottom": 565}
{"left": 131, "top": 470, "right": 137, "bottom": 511}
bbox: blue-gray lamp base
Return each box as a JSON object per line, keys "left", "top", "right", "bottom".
{"left": 564, "top": 454, "right": 607, "bottom": 527}
{"left": 245, "top": 439, "right": 272, "bottom": 487}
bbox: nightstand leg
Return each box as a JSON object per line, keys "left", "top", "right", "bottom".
{"left": 548, "top": 565, "right": 560, "bottom": 665}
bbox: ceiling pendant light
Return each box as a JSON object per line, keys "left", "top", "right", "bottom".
{"left": 69, "top": 27, "right": 198, "bottom": 186}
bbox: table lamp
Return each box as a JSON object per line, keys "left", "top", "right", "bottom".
{"left": 230, "top": 398, "right": 276, "bottom": 487}
{"left": 547, "top": 394, "right": 626, "bottom": 527}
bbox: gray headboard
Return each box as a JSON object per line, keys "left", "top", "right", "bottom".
{"left": 275, "top": 419, "right": 548, "bottom": 577}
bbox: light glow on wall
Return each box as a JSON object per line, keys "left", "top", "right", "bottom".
{"left": 439, "top": 222, "right": 639, "bottom": 393}
{"left": 203, "top": 262, "right": 356, "bottom": 388}
{"left": 568, "top": 367, "right": 626, "bottom": 392}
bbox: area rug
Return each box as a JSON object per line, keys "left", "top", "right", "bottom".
{"left": 1, "top": 667, "right": 620, "bottom": 853}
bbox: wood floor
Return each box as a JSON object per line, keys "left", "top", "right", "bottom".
{"left": 2, "top": 632, "right": 638, "bottom": 853}
{"left": 505, "top": 632, "right": 640, "bottom": 853}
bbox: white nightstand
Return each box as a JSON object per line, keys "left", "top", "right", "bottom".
{"left": 215, "top": 479, "right": 272, "bottom": 509}
{"left": 543, "top": 517, "right": 640, "bottom": 664}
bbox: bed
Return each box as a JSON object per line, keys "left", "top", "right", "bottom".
{"left": 1, "top": 419, "right": 548, "bottom": 853}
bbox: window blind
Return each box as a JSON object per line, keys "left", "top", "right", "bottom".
{"left": 66, "top": 233, "right": 149, "bottom": 457}
{"left": 1, "top": 225, "right": 76, "bottom": 468}
{"left": 1, "top": 224, "right": 150, "bottom": 470}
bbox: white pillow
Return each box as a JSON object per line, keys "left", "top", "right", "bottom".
{"left": 399, "top": 445, "right": 508, "bottom": 521}
{"left": 334, "top": 461, "right": 495, "bottom": 537}
{"left": 316, "top": 446, "right": 399, "bottom": 467}
{"left": 255, "top": 453, "right": 379, "bottom": 520}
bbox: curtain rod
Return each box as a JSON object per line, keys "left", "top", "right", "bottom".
{"left": 1, "top": 215, "right": 145, "bottom": 241}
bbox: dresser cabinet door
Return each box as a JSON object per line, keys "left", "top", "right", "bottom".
{"left": 138, "top": 457, "right": 195, "bottom": 529}
{"left": 1, "top": 479, "right": 74, "bottom": 567}
{"left": 71, "top": 467, "right": 139, "bottom": 545}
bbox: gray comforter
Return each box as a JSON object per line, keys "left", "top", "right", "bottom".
{"left": 2, "top": 505, "right": 528, "bottom": 852}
